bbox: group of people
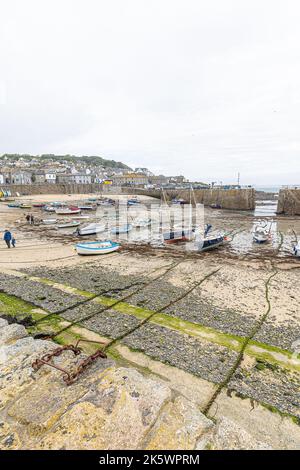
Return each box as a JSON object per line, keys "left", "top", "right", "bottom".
{"left": 3, "top": 230, "right": 16, "bottom": 248}
{"left": 26, "top": 213, "right": 35, "bottom": 225}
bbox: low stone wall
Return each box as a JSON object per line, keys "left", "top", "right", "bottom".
{"left": 0, "top": 183, "right": 114, "bottom": 196}
{"left": 123, "top": 188, "right": 256, "bottom": 211}
{"left": 1, "top": 184, "right": 255, "bottom": 210}
{"left": 277, "top": 189, "right": 300, "bottom": 215}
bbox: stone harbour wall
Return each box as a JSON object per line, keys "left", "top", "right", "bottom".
{"left": 125, "top": 188, "right": 256, "bottom": 211}
{"left": 277, "top": 189, "right": 300, "bottom": 215}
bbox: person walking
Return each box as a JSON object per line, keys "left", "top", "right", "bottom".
{"left": 12, "top": 235, "right": 16, "bottom": 248}
{"left": 3, "top": 230, "right": 12, "bottom": 248}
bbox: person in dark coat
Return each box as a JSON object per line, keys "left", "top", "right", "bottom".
{"left": 3, "top": 230, "right": 12, "bottom": 248}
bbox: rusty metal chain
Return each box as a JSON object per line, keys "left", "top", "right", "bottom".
{"left": 32, "top": 339, "right": 107, "bottom": 386}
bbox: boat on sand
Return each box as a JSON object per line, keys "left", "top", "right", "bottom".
{"left": 76, "top": 240, "right": 120, "bottom": 255}
{"left": 77, "top": 223, "right": 106, "bottom": 236}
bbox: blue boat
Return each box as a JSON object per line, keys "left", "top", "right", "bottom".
{"left": 111, "top": 224, "right": 132, "bottom": 234}
{"left": 76, "top": 240, "right": 120, "bottom": 255}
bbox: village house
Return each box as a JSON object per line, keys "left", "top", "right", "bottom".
{"left": 45, "top": 171, "right": 57, "bottom": 184}
{"left": 10, "top": 170, "right": 32, "bottom": 184}
{"left": 33, "top": 170, "right": 46, "bottom": 184}
{"left": 112, "top": 173, "right": 149, "bottom": 186}
{"left": 56, "top": 173, "right": 94, "bottom": 184}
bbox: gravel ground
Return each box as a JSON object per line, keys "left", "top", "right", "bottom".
{"left": 254, "top": 320, "right": 300, "bottom": 351}
{"left": 123, "top": 323, "right": 239, "bottom": 384}
{"left": 164, "top": 293, "right": 256, "bottom": 338}
{"left": 60, "top": 301, "right": 104, "bottom": 322}
{"left": 23, "top": 265, "right": 146, "bottom": 296}
{"left": 229, "top": 364, "right": 300, "bottom": 419}
{"left": 81, "top": 308, "right": 141, "bottom": 338}
{"left": 0, "top": 273, "right": 82, "bottom": 313}
{"left": 128, "top": 279, "right": 187, "bottom": 311}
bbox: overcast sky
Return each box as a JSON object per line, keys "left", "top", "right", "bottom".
{"left": 0, "top": 1, "right": 299, "bottom": 185}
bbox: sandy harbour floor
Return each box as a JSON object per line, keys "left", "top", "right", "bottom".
{"left": 0, "top": 193, "right": 299, "bottom": 449}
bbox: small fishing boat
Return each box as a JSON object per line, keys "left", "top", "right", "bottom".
{"left": 1, "top": 197, "right": 15, "bottom": 202}
{"left": 127, "top": 197, "right": 140, "bottom": 206}
{"left": 163, "top": 228, "right": 194, "bottom": 244}
{"left": 253, "top": 228, "right": 270, "bottom": 244}
{"left": 76, "top": 240, "right": 120, "bottom": 256}
{"left": 55, "top": 207, "right": 81, "bottom": 215}
{"left": 44, "top": 205, "right": 56, "bottom": 212}
{"left": 19, "top": 204, "right": 32, "bottom": 209}
{"left": 196, "top": 234, "right": 228, "bottom": 252}
{"left": 57, "top": 221, "right": 80, "bottom": 229}
{"left": 133, "top": 218, "right": 151, "bottom": 228}
{"left": 42, "top": 218, "right": 57, "bottom": 225}
{"left": 210, "top": 204, "right": 222, "bottom": 209}
{"left": 97, "top": 198, "right": 115, "bottom": 206}
{"left": 72, "top": 215, "right": 91, "bottom": 220}
{"left": 77, "top": 223, "right": 106, "bottom": 236}
{"left": 111, "top": 224, "right": 132, "bottom": 234}
{"left": 33, "top": 203, "right": 46, "bottom": 208}
{"left": 77, "top": 205, "right": 96, "bottom": 211}
{"left": 293, "top": 242, "right": 300, "bottom": 257}
{"left": 8, "top": 203, "right": 21, "bottom": 208}
{"left": 171, "top": 198, "right": 187, "bottom": 205}
{"left": 51, "top": 201, "right": 67, "bottom": 207}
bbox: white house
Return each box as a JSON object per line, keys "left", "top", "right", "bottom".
{"left": 45, "top": 172, "right": 56, "bottom": 184}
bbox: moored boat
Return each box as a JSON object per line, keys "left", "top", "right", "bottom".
{"left": 77, "top": 205, "right": 96, "bottom": 211}
{"left": 42, "top": 218, "right": 57, "bottom": 225}
{"left": 44, "top": 205, "right": 56, "bottom": 212}
{"left": 33, "top": 203, "right": 46, "bottom": 208}
{"left": 8, "top": 203, "right": 21, "bottom": 208}
{"left": 253, "top": 228, "right": 270, "bottom": 244}
{"left": 196, "top": 234, "right": 228, "bottom": 252}
{"left": 293, "top": 242, "right": 300, "bottom": 257}
{"left": 77, "top": 223, "right": 106, "bottom": 236}
{"left": 76, "top": 240, "right": 120, "bottom": 255}
{"left": 133, "top": 218, "right": 151, "bottom": 228}
{"left": 19, "top": 204, "right": 32, "bottom": 209}
{"left": 57, "top": 221, "right": 80, "bottom": 229}
{"left": 55, "top": 207, "right": 81, "bottom": 215}
{"left": 111, "top": 224, "right": 132, "bottom": 234}
{"left": 163, "top": 228, "right": 194, "bottom": 244}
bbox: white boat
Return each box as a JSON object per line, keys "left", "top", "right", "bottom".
{"left": 196, "top": 234, "right": 227, "bottom": 252}
{"left": 77, "top": 223, "right": 106, "bottom": 236}
{"left": 55, "top": 208, "right": 81, "bottom": 215}
{"left": 253, "top": 229, "right": 270, "bottom": 244}
{"left": 111, "top": 224, "right": 132, "bottom": 234}
{"left": 133, "top": 218, "right": 151, "bottom": 228}
{"left": 294, "top": 242, "right": 300, "bottom": 257}
{"left": 44, "top": 206, "right": 56, "bottom": 212}
{"left": 42, "top": 218, "right": 57, "bottom": 225}
{"left": 76, "top": 240, "right": 120, "bottom": 255}
{"left": 57, "top": 221, "right": 80, "bottom": 229}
